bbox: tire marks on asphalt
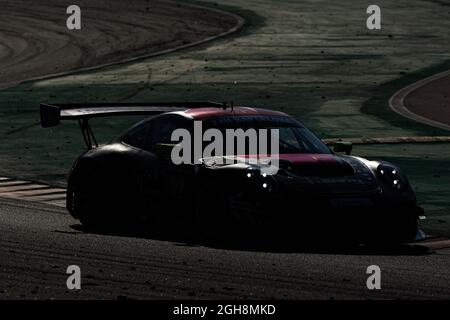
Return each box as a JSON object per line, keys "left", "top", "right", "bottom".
{"left": 0, "top": 177, "right": 65, "bottom": 207}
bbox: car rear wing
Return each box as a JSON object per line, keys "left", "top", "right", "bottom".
{"left": 40, "top": 101, "right": 227, "bottom": 149}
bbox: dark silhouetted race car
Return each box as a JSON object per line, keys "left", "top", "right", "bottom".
{"left": 40, "top": 102, "right": 423, "bottom": 242}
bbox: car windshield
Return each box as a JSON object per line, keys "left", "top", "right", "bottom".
{"left": 276, "top": 126, "right": 331, "bottom": 154}
{"left": 203, "top": 115, "right": 331, "bottom": 155}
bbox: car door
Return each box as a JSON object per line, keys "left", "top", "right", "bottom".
{"left": 141, "top": 114, "right": 196, "bottom": 216}
{"left": 120, "top": 119, "right": 159, "bottom": 210}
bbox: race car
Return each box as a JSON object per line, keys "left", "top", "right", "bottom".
{"left": 40, "top": 101, "right": 422, "bottom": 242}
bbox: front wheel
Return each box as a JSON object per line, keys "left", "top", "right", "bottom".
{"left": 395, "top": 215, "right": 419, "bottom": 242}
{"left": 365, "top": 214, "right": 419, "bottom": 245}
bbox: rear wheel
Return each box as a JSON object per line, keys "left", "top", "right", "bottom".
{"left": 72, "top": 186, "right": 104, "bottom": 230}
{"left": 70, "top": 167, "right": 117, "bottom": 230}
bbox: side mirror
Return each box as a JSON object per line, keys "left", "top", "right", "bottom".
{"left": 154, "top": 143, "right": 178, "bottom": 159}
{"left": 332, "top": 141, "right": 352, "bottom": 155}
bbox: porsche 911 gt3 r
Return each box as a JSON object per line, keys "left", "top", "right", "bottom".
{"left": 40, "top": 101, "right": 422, "bottom": 242}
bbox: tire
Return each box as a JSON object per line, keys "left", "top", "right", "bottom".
{"left": 396, "top": 215, "right": 419, "bottom": 242}
{"left": 72, "top": 187, "right": 104, "bottom": 230}
{"left": 366, "top": 215, "right": 418, "bottom": 245}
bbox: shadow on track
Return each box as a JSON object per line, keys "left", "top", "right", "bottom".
{"left": 69, "top": 223, "right": 431, "bottom": 256}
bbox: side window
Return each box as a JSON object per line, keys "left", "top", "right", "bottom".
{"left": 144, "top": 116, "right": 187, "bottom": 152}
{"left": 122, "top": 122, "right": 150, "bottom": 149}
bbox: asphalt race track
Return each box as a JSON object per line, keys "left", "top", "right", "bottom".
{"left": 0, "top": 197, "right": 449, "bottom": 299}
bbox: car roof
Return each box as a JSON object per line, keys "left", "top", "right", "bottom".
{"left": 179, "top": 106, "right": 288, "bottom": 120}
{"left": 118, "top": 106, "right": 300, "bottom": 142}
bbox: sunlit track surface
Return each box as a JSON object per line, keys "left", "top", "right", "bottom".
{"left": 0, "top": 177, "right": 66, "bottom": 207}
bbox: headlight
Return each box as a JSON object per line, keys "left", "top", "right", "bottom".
{"left": 377, "top": 164, "right": 405, "bottom": 191}
{"left": 245, "top": 167, "right": 276, "bottom": 192}
{"left": 245, "top": 166, "right": 260, "bottom": 179}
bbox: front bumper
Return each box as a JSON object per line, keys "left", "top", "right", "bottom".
{"left": 230, "top": 187, "right": 421, "bottom": 242}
